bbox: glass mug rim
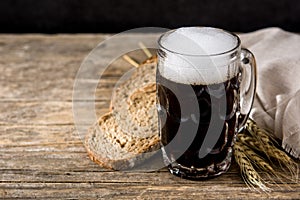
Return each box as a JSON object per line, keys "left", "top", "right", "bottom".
{"left": 157, "top": 26, "right": 241, "bottom": 57}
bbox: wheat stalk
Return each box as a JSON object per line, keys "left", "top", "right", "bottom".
{"left": 234, "top": 141, "right": 274, "bottom": 173}
{"left": 122, "top": 55, "right": 140, "bottom": 68}
{"left": 235, "top": 138, "right": 295, "bottom": 190}
{"left": 233, "top": 143, "right": 270, "bottom": 192}
{"left": 234, "top": 120, "right": 299, "bottom": 192}
{"left": 138, "top": 42, "right": 152, "bottom": 58}
{"left": 242, "top": 121, "right": 299, "bottom": 181}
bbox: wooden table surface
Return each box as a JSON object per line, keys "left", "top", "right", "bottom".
{"left": 0, "top": 34, "right": 299, "bottom": 199}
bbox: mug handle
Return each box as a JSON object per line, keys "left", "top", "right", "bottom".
{"left": 238, "top": 48, "right": 257, "bottom": 130}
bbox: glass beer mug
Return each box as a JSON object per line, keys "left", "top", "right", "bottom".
{"left": 156, "top": 27, "right": 256, "bottom": 179}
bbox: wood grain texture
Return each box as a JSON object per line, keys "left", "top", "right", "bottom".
{"left": 0, "top": 34, "right": 299, "bottom": 199}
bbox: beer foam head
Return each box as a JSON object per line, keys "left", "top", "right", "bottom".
{"left": 158, "top": 27, "right": 239, "bottom": 84}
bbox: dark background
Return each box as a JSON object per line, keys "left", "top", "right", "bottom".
{"left": 0, "top": 0, "right": 299, "bottom": 33}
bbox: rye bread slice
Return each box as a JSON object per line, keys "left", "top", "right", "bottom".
{"left": 98, "top": 110, "right": 159, "bottom": 154}
{"left": 85, "top": 115, "right": 159, "bottom": 170}
{"left": 85, "top": 58, "right": 159, "bottom": 170}
{"left": 85, "top": 122, "right": 133, "bottom": 170}
{"left": 111, "top": 62, "right": 157, "bottom": 135}
{"left": 128, "top": 83, "right": 156, "bottom": 127}
{"left": 110, "top": 62, "right": 156, "bottom": 111}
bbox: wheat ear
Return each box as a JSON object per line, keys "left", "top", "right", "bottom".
{"left": 234, "top": 141, "right": 274, "bottom": 173}
{"left": 244, "top": 121, "right": 299, "bottom": 181}
{"left": 246, "top": 119, "right": 278, "bottom": 145}
{"left": 235, "top": 137, "right": 295, "bottom": 190}
{"left": 233, "top": 143, "right": 270, "bottom": 192}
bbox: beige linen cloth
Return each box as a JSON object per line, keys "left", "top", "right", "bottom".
{"left": 239, "top": 28, "right": 300, "bottom": 159}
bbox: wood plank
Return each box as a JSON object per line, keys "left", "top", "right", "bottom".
{"left": 0, "top": 78, "right": 119, "bottom": 101}
{"left": 0, "top": 34, "right": 105, "bottom": 64}
{"left": 0, "top": 152, "right": 298, "bottom": 199}
{"left": 0, "top": 125, "right": 79, "bottom": 146}
{"left": 0, "top": 181, "right": 299, "bottom": 199}
{"left": 0, "top": 129, "right": 298, "bottom": 199}
{"left": 0, "top": 34, "right": 157, "bottom": 101}
{"left": 0, "top": 102, "right": 110, "bottom": 125}
{"left": 0, "top": 157, "right": 298, "bottom": 199}
{"left": 0, "top": 169, "right": 244, "bottom": 184}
